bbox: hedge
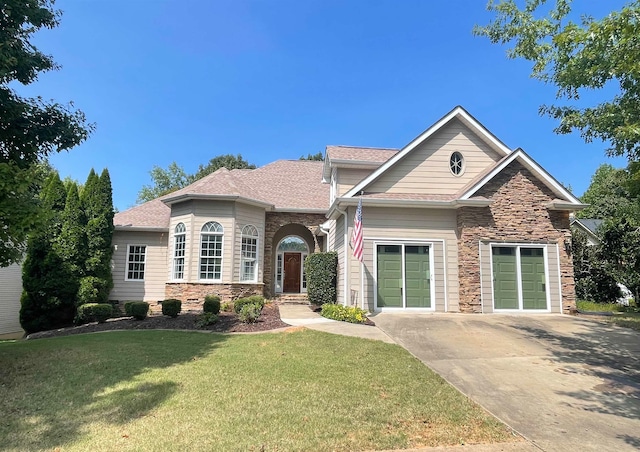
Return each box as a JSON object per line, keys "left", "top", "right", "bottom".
{"left": 304, "top": 252, "right": 337, "bottom": 305}
{"left": 203, "top": 295, "right": 221, "bottom": 314}
{"left": 124, "top": 301, "right": 149, "bottom": 320}
{"left": 162, "top": 299, "right": 182, "bottom": 317}
{"left": 233, "top": 296, "right": 265, "bottom": 314}
{"left": 76, "top": 303, "right": 113, "bottom": 324}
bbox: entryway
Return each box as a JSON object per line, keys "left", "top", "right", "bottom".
{"left": 275, "top": 235, "right": 308, "bottom": 294}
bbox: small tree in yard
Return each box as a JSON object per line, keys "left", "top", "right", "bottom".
{"left": 572, "top": 229, "right": 621, "bottom": 303}
{"left": 304, "top": 252, "right": 338, "bottom": 306}
{"left": 599, "top": 219, "right": 640, "bottom": 302}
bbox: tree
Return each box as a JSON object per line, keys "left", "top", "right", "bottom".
{"left": 300, "top": 152, "right": 324, "bottom": 161}
{"left": 0, "top": 0, "right": 93, "bottom": 266}
{"left": 20, "top": 172, "right": 76, "bottom": 333}
{"left": 599, "top": 218, "right": 640, "bottom": 301}
{"left": 191, "top": 154, "right": 256, "bottom": 181}
{"left": 475, "top": 1, "right": 640, "bottom": 158}
{"left": 136, "top": 162, "right": 191, "bottom": 203}
{"left": 578, "top": 164, "right": 637, "bottom": 219}
{"left": 137, "top": 155, "right": 256, "bottom": 203}
{"left": 571, "top": 228, "right": 621, "bottom": 302}
{"left": 79, "top": 168, "right": 114, "bottom": 304}
{"left": 56, "top": 182, "right": 86, "bottom": 280}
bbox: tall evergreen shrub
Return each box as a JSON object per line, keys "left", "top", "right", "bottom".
{"left": 304, "top": 252, "right": 338, "bottom": 306}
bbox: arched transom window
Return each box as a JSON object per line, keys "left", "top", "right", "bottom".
{"left": 241, "top": 225, "right": 259, "bottom": 282}
{"left": 200, "top": 221, "right": 223, "bottom": 281}
{"left": 172, "top": 222, "right": 186, "bottom": 280}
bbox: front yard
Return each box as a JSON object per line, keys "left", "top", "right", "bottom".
{"left": 0, "top": 329, "right": 514, "bottom": 451}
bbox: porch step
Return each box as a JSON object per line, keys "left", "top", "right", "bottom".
{"left": 276, "top": 294, "right": 310, "bottom": 305}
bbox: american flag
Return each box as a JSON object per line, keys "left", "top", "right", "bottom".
{"left": 351, "top": 197, "right": 363, "bottom": 263}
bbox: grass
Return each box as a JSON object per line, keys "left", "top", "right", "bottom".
{"left": 577, "top": 300, "right": 640, "bottom": 331}
{"left": 0, "top": 329, "right": 513, "bottom": 451}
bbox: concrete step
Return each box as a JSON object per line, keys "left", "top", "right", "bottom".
{"left": 276, "top": 294, "right": 310, "bottom": 305}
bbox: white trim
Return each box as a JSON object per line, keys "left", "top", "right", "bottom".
{"left": 449, "top": 151, "right": 465, "bottom": 177}
{"left": 489, "top": 243, "right": 551, "bottom": 313}
{"left": 372, "top": 239, "right": 438, "bottom": 312}
{"left": 125, "top": 243, "right": 147, "bottom": 281}
{"left": 442, "top": 239, "right": 449, "bottom": 312}
{"left": 344, "top": 106, "right": 512, "bottom": 199}
{"left": 460, "top": 148, "right": 583, "bottom": 205}
{"left": 240, "top": 224, "right": 259, "bottom": 283}
{"left": 478, "top": 240, "right": 484, "bottom": 314}
{"left": 556, "top": 242, "right": 564, "bottom": 314}
{"left": 163, "top": 193, "right": 273, "bottom": 209}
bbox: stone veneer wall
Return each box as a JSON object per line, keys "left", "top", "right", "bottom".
{"left": 263, "top": 212, "right": 327, "bottom": 298}
{"left": 457, "top": 161, "right": 575, "bottom": 314}
{"left": 161, "top": 283, "right": 264, "bottom": 313}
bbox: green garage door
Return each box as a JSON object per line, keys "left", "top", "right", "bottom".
{"left": 492, "top": 247, "right": 518, "bottom": 309}
{"left": 377, "top": 245, "right": 402, "bottom": 307}
{"left": 520, "top": 248, "right": 546, "bottom": 309}
{"left": 405, "top": 246, "right": 431, "bottom": 308}
{"left": 493, "top": 246, "right": 547, "bottom": 310}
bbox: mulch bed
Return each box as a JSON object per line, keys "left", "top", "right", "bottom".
{"left": 27, "top": 303, "right": 290, "bottom": 340}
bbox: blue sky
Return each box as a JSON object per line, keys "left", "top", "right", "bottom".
{"left": 22, "top": 0, "right": 628, "bottom": 211}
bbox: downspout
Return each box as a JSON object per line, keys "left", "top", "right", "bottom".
{"left": 335, "top": 206, "right": 349, "bottom": 306}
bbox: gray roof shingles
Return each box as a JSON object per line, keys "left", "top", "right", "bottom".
{"left": 114, "top": 160, "right": 329, "bottom": 229}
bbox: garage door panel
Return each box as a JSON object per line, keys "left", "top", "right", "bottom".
{"left": 377, "top": 245, "right": 402, "bottom": 307}
{"left": 405, "top": 245, "right": 430, "bottom": 308}
{"left": 493, "top": 247, "right": 518, "bottom": 309}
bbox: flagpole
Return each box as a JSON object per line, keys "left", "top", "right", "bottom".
{"left": 359, "top": 191, "right": 365, "bottom": 310}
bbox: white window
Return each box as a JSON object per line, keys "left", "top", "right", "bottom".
{"left": 449, "top": 151, "right": 464, "bottom": 176}
{"left": 173, "top": 223, "right": 186, "bottom": 280}
{"left": 241, "top": 225, "right": 259, "bottom": 282}
{"left": 126, "top": 245, "right": 147, "bottom": 281}
{"left": 200, "top": 222, "right": 223, "bottom": 281}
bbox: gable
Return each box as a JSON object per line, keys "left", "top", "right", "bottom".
{"left": 364, "top": 118, "right": 504, "bottom": 195}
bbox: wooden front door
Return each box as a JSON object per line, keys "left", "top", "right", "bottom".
{"left": 283, "top": 253, "right": 301, "bottom": 293}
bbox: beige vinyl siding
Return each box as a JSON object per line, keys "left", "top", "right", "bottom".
{"left": 191, "top": 201, "right": 235, "bottom": 283}
{"left": 233, "top": 203, "right": 266, "bottom": 282}
{"left": 348, "top": 207, "right": 459, "bottom": 312}
{"left": 335, "top": 215, "right": 345, "bottom": 305}
{"left": 480, "top": 241, "right": 562, "bottom": 313}
{"left": 110, "top": 230, "right": 168, "bottom": 302}
{"left": 367, "top": 119, "right": 503, "bottom": 195}
{"left": 327, "top": 219, "right": 336, "bottom": 251}
{"left": 0, "top": 263, "right": 23, "bottom": 336}
{"left": 337, "top": 168, "right": 375, "bottom": 196}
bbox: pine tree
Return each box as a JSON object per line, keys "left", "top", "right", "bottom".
{"left": 80, "top": 168, "right": 115, "bottom": 304}
{"left": 20, "top": 173, "right": 76, "bottom": 333}
{"left": 57, "top": 183, "right": 87, "bottom": 279}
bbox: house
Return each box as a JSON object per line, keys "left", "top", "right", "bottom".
{"left": 111, "top": 106, "right": 585, "bottom": 314}
{"left": 0, "top": 263, "right": 24, "bottom": 338}
{"left": 570, "top": 217, "right": 603, "bottom": 246}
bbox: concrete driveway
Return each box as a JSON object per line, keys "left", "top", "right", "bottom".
{"left": 373, "top": 313, "right": 640, "bottom": 451}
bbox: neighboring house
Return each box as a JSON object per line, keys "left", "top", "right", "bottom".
{"left": 570, "top": 218, "right": 604, "bottom": 246}
{"left": 0, "top": 263, "right": 23, "bottom": 338}
{"left": 111, "top": 106, "right": 585, "bottom": 314}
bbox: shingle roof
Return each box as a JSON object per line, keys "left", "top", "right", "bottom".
{"left": 572, "top": 218, "right": 604, "bottom": 235}
{"left": 114, "top": 160, "right": 329, "bottom": 229}
{"left": 326, "top": 145, "right": 398, "bottom": 163}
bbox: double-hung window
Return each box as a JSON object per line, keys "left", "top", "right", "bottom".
{"left": 241, "top": 225, "right": 259, "bottom": 282}
{"left": 200, "top": 222, "right": 223, "bottom": 281}
{"left": 126, "top": 245, "right": 147, "bottom": 281}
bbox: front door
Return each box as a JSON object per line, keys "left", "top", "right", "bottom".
{"left": 283, "top": 252, "right": 301, "bottom": 293}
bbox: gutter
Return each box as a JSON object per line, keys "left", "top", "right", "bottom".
{"left": 335, "top": 206, "right": 349, "bottom": 306}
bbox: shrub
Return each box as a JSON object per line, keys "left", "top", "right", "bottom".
{"left": 238, "top": 303, "right": 262, "bottom": 323}
{"left": 203, "top": 295, "right": 221, "bottom": 314}
{"left": 76, "top": 303, "right": 113, "bottom": 324}
{"left": 321, "top": 304, "right": 368, "bottom": 324}
{"left": 196, "top": 312, "right": 219, "bottom": 328}
{"left": 305, "top": 252, "right": 337, "bottom": 305}
{"left": 221, "top": 302, "right": 233, "bottom": 312}
{"left": 162, "top": 299, "right": 182, "bottom": 317}
{"left": 234, "top": 296, "right": 265, "bottom": 314}
{"left": 125, "top": 301, "right": 149, "bottom": 320}
{"left": 20, "top": 292, "right": 75, "bottom": 334}
{"left": 76, "top": 276, "right": 111, "bottom": 306}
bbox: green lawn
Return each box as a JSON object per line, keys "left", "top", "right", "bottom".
{"left": 577, "top": 300, "right": 640, "bottom": 331}
{"left": 0, "top": 330, "right": 513, "bottom": 451}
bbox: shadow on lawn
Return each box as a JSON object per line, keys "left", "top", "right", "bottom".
{"left": 512, "top": 318, "right": 640, "bottom": 422}
{"left": 0, "top": 330, "right": 227, "bottom": 450}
